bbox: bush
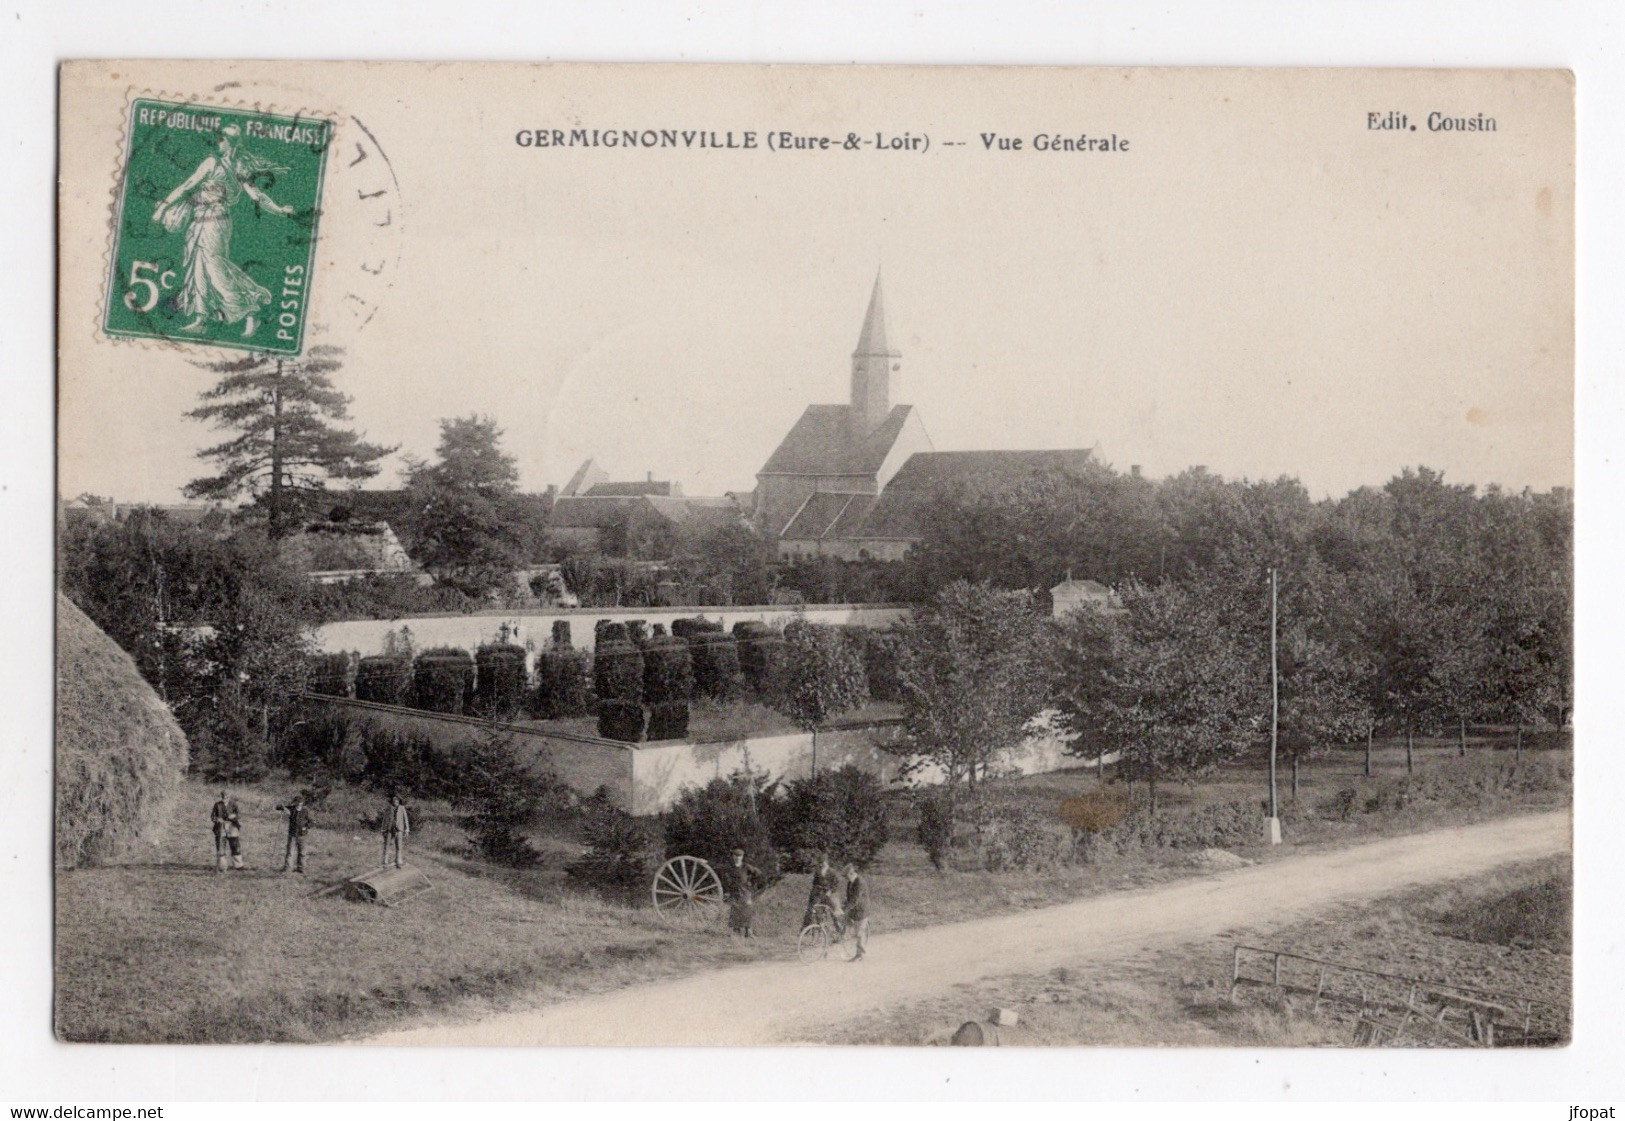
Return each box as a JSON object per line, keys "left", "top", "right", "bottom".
{"left": 625, "top": 620, "right": 650, "bottom": 646}
{"left": 412, "top": 648, "right": 475, "bottom": 715}
{"left": 597, "top": 698, "right": 646, "bottom": 742}
{"left": 662, "top": 773, "right": 782, "bottom": 888}
{"left": 273, "top": 708, "right": 352, "bottom": 779}
{"left": 851, "top": 627, "right": 903, "bottom": 702}
{"left": 356, "top": 724, "right": 460, "bottom": 803}
{"left": 594, "top": 641, "right": 644, "bottom": 703}
{"left": 472, "top": 643, "right": 528, "bottom": 718}
{"left": 647, "top": 701, "right": 690, "bottom": 741}
{"left": 732, "top": 621, "right": 782, "bottom": 693}
{"left": 688, "top": 632, "right": 743, "bottom": 700}
{"left": 981, "top": 803, "right": 1072, "bottom": 872}
{"left": 194, "top": 686, "right": 271, "bottom": 782}
{"left": 550, "top": 620, "right": 572, "bottom": 648}
{"left": 595, "top": 620, "right": 628, "bottom": 646}
{"left": 643, "top": 635, "right": 694, "bottom": 704}
{"left": 566, "top": 792, "right": 660, "bottom": 899}
{"left": 354, "top": 654, "right": 412, "bottom": 706}
{"left": 671, "top": 616, "right": 723, "bottom": 640}
{"left": 1059, "top": 790, "right": 1131, "bottom": 863}
{"left": 305, "top": 652, "right": 352, "bottom": 697}
{"left": 453, "top": 727, "right": 571, "bottom": 867}
{"left": 531, "top": 647, "right": 593, "bottom": 718}
{"left": 769, "top": 764, "right": 890, "bottom": 871}
{"left": 914, "top": 788, "right": 956, "bottom": 871}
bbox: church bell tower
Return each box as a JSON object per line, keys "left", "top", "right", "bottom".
{"left": 850, "top": 272, "right": 900, "bottom": 435}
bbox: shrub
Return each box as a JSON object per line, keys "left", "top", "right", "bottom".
{"left": 1059, "top": 789, "right": 1131, "bottom": 863}
{"left": 597, "top": 698, "right": 646, "bottom": 742}
{"left": 647, "top": 701, "right": 690, "bottom": 741}
{"left": 595, "top": 620, "right": 628, "bottom": 646}
{"left": 625, "top": 620, "right": 650, "bottom": 647}
{"left": 671, "top": 616, "right": 722, "bottom": 639}
{"left": 594, "top": 641, "right": 644, "bottom": 703}
{"left": 531, "top": 647, "right": 592, "bottom": 718}
{"left": 194, "top": 685, "right": 271, "bottom": 782}
{"left": 662, "top": 773, "right": 782, "bottom": 888}
{"left": 982, "top": 803, "right": 1072, "bottom": 872}
{"left": 473, "top": 643, "right": 528, "bottom": 718}
{"left": 354, "top": 654, "right": 412, "bottom": 706}
{"left": 566, "top": 793, "right": 660, "bottom": 898}
{"left": 305, "top": 652, "right": 352, "bottom": 697}
{"left": 273, "top": 708, "right": 352, "bottom": 779}
{"left": 769, "top": 764, "right": 890, "bottom": 871}
{"left": 453, "top": 727, "right": 571, "bottom": 867}
{"left": 356, "top": 724, "right": 459, "bottom": 803}
{"left": 550, "top": 620, "right": 572, "bottom": 648}
{"left": 688, "top": 632, "right": 743, "bottom": 700}
{"left": 915, "top": 788, "right": 955, "bottom": 871}
{"left": 732, "top": 621, "right": 782, "bottom": 693}
{"left": 852, "top": 627, "right": 903, "bottom": 702}
{"left": 412, "top": 648, "right": 475, "bottom": 715}
{"left": 643, "top": 635, "right": 695, "bottom": 704}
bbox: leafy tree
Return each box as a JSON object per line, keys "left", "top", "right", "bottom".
{"left": 401, "top": 415, "right": 526, "bottom": 596}
{"left": 183, "top": 345, "right": 394, "bottom": 540}
{"left": 769, "top": 621, "right": 869, "bottom": 775}
{"left": 769, "top": 764, "right": 890, "bottom": 870}
{"left": 892, "top": 581, "right": 1050, "bottom": 791}
{"left": 1097, "top": 579, "right": 1261, "bottom": 812}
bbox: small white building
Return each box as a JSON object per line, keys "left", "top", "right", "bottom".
{"left": 1050, "top": 576, "right": 1120, "bottom": 619}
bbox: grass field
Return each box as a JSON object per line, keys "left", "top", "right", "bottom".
{"left": 815, "top": 856, "right": 1572, "bottom": 1047}
{"left": 55, "top": 731, "right": 1570, "bottom": 1042}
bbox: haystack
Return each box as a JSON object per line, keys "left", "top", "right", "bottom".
{"left": 56, "top": 593, "right": 188, "bottom": 868}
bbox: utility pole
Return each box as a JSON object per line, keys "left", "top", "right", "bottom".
{"left": 1266, "top": 567, "right": 1282, "bottom": 845}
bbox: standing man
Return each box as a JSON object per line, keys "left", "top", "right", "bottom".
{"left": 724, "top": 847, "right": 762, "bottom": 938}
{"left": 210, "top": 789, "right": 243, "bottom": 872}
{"left": 275, "top": 791, "right": 313, "bottom": 874}
{"left": 843, "top": 863, "right": 870, "bottom": 961}
{"left": 802, "top": 852, "right": 843, "bottom": 936}
{"left": 382, "top": 793, "right": 410, "bottom": 869}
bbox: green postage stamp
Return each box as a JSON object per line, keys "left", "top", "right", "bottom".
{"left": 103, "top": 98, "right": 334, "bottom": 355}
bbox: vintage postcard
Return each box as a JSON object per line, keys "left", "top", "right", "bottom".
{"left": 56, "top": 61, "right": 1573, "bottom": 1048}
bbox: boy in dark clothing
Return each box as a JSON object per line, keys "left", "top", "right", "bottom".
{"left": 275, "top": 792, "right": 313, "bottom": 873}
{"left": 802, "top": 853, "right": 844, "bottom": 935}
{"left": 843, "top": 863, "right": 869, "bottom": 961}
{"left": 210, "top": 790, "right": 242, "bottom": 872}
{"left": 382, "top": 794, "right": 410, "bottom": 868}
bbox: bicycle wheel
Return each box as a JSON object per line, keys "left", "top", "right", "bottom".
{"left": 797, "top": 922, "right": 831, "bottom": 963}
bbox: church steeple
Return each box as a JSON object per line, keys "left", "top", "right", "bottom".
{"left": 851, "top": 271, "right": 900, "bottom": 434}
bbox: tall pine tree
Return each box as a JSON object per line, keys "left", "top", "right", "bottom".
{"left": 184, "top": 345, "right": 394, "bottom": 539}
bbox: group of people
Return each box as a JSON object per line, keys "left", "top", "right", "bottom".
{"left": 207, "top": 789, "right": 413, "bottom": 875}
{"left": 723, "top": 848, "right": 871, "bottom": 961}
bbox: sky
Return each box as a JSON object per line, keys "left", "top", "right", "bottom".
{"left": 58, "top": 63, "right": 1573, "bottom": 505}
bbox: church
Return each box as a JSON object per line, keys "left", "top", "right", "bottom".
{"left": 753, "top": 275, "right": 1097, "bottom": 562}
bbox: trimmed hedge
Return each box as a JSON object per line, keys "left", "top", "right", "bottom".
{"left": 625, "top": 620, "right": 650, "bottom": 647}
{"left": 733, "top": 621, "right": 784, "bottom": 694}
{"left": 595, "top": 620, "right": 628, "bottom": 646}
{"left": 550, "top": 620, "right": 572, "bottom": 648}
{"left": 354, "top": 654, "right": 412, "bottom": 706}
{"left": 597, "top": 698, "right": 646, "bottom": 742}
{"left": 473, "top": 643, "right": 528, "bottom": 718}
{"left": 688, "top": 632, "right": 743, "bottom": 699}
{"left": 594, "top": 641, "right": 644, "bottom": 703}
{"left": 647, "top": 701, "right": 690, "bottom": 741}
{"left": 306, "top": 652, "right": 352, "bottom": 698}
{"left": 532, "top": 647, "right": 593, "bottom": 718}
{"left": 412, "top": 647, "right": 475, "bottom": 715}
{"left": 671, "top": 616, "right": 723, "bottom": 639}
{"left": 643, "top": 635, "right": 695, "bottom": 704}
{"left": 850, "top": 627, "right": 903, "bottom": 703}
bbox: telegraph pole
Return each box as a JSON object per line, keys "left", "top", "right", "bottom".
{"left": 1266, "top": 567, "right": 1282, "bottom": 844}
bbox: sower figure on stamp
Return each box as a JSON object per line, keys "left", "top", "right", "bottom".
{"left": 724, "top": 848, "right": 763, "bottom": 938}
{"left": 275, "top": 791, "right": 313, "bottom": 874}
{"left": 151, "top": 123, "right": 295, "bottom": 338}
{"left": 843, "top": 863, "right": 870, "bottom": 961}
{"left": 381, "top": 793, "right": 410, "bottom": 869}
{"left": 210, "top": 789, "right": 243, "bottom": 872}
{"left": 802, "top": 852, "right": 844, "bottom": 938}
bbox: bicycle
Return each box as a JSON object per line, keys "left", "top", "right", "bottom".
{"left": 797, "top": 902, "right": 850, "bottom": 963}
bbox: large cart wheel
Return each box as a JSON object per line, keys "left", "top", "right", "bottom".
{"left": 651, "top": 855, "right": 724, "bottom": 927}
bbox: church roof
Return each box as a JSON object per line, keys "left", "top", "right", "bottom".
{"left": 882, "top": 448, "right": 1098, "bottom": 494}
{"left": 781, "top": 492, "right": 863, "bottom": 540}
{"left": 854, "top": 273, "right": 899, "bottom": 357}
{"left": 759, "top": 404, "right": 915, "bottom": 478}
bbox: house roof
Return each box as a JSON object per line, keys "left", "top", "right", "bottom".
{"left": 548, "top": 495, "right": 639, "bottom": 528}
{"left": 781, "top": 492, "right": 863, "bottom": 540}
{"left": 883, "top": 448, "right": 1098, "bottom": 494}
{"left": 643, "top": 495, "right": 741, "bottom": 528}
{"left": 758, "top": 404, "right": 916, "bottom": 478}
{"left": 561, "top": 458, "right": 609, "bottom": 497}
{"left": 586, "top": 480, "right": 680, "bottom": 497}
{"left": 549, "top": 494, "right": 740, "bottom": 530}
{"left": 1053, "top": 577, "right": 1111, "bottom": 595}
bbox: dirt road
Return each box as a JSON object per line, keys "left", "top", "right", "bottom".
{"left": 365, "top": 810, "right": 1569, "bottom": 1046}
